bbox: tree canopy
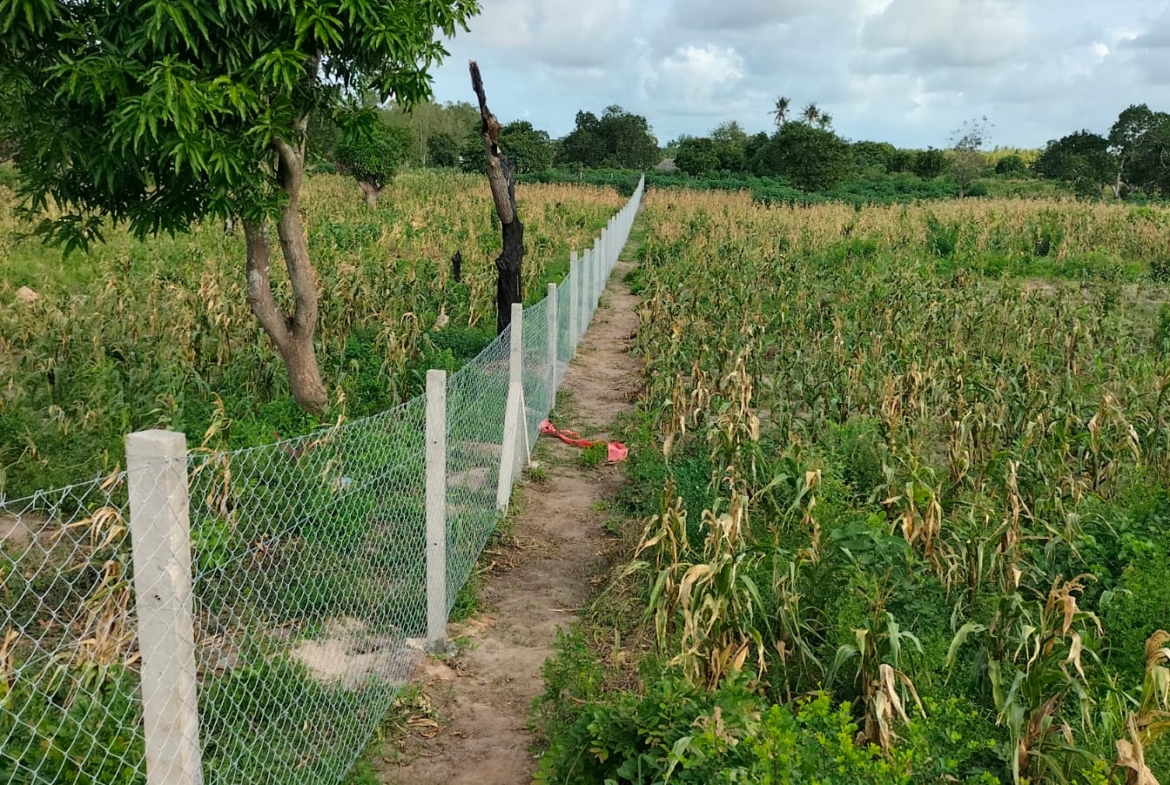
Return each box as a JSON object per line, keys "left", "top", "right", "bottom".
{"left": 459, "top": 120, "right": 552, "bottom": 174}
{"left": 1034, "top": 131, "right": 1116, "bottom": 198}
{"left": 0, "top": 0, "right": 478, "bottom": 412}
{"left": 558, "top": 106, "right": 658, "bottom": 170}
{"left": 753, "top": 122, "right": 852, "bottom": 191}
{"left": 1110, "top": 104, "right": 1170, "bottom": 198}
{"left": 335, "top": 116, "right": 414, "bottom": 206}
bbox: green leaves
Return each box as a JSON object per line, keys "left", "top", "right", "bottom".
{"left": 0, "top": 0, "right": 482, "bottom": 242}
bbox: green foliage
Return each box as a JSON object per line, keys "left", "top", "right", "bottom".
{"left": 580, "top": 441, "right": 608, "bottom": 468}
{"left": 1034, "top": 131, "right": 1116, "bottom": 198}
{"left": 461, "top": 120, "right": 553, "bottom": 174}
{"left": 674, "top": 137, "right": 720, "bottom": 177}
{"left": 384, "top": 99, "right": 480, "bottom": 165}
{"left": 994, "top": 155, "right": 1027, "bottom": 176}
{"left": 924, "top": 212, "right": 961, "bottom": 258}
{"left": 558, "top": 106, "right": 660, "bottom": 170}
{"left": 0, "top": 665, "right": 145, "bottom": 784}
{"left": 500, "top": 120, "right": 554, "bottom": 174}
{"left": 852, "top": 141, "right": 898, "bottom": 173}
{"left": 753, "top": 123, "right": 853, "bottom": 191}
{"left": 617, "top": 190, "right": 1170, "bottom": 785}
{"left": 1110, "top": 104, "right": 1170, "bottom": 198}
{"left": 536, "top": 669, "right": 997, "bottom": 785}
{"left": 335, "top": 117, "right": 414, "bottom": 194}
{"left": 426, "top": 131, "right": 460, "bottom": 168}
{"left": 0, "top": 162, "right": 18, "bottom": 189}
{"left": 0, "top": 0, "right": 481, "bottom": 250}
{"left": 914, "top": 147, "right": 949, "bottom": 179}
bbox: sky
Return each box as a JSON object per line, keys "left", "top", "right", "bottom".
{"left": 425, "top": 0, "right": 1170, "bottom": 149}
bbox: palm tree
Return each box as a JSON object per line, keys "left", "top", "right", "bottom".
{"left": 817, "top": 111, "right": 832, "bottom": 130}
{"left": 771, "top": 96, "right": 791, "bottom": 127}
{"left": 801, "top": 103, "right": 820, "bottom": 125}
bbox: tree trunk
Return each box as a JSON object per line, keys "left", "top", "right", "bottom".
{"left": 470, "top": 61, "right": 525, "bottom": 335}
{"left": 241, "top": 120, "right": 329, "bottom": 416}
{"left": 359, "top": 180, "right": 380, "bottom": 208}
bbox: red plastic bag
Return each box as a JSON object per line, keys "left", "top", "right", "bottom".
{"left": 539, "top": 420, "right": 628, "bottom": 463}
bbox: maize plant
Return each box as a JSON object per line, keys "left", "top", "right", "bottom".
{"left": 627, "top": 188, "right": 1170, "bottom": 779}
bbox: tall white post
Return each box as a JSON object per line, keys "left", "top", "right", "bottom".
{"left": 425, "top": 369, "right": 447, "bottom": 654}
{"left": 568, "top": 251, "right": 579, "bottom": 355}
{"left": 593, "top": 237, "right": 602, "bottom": 307}
{"left": 607, "top": 217, "right": 615, "bottom": 269}
{"left": 547, "top": 282, "right": 559, "bottom": 395}
{"left": 125, "top": 430, "right": 203, "bottom": 785}
{"left": 496, "top": 303, "right": 529, "bottom": 511}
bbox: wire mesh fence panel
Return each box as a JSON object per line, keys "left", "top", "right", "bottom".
{"left": 521, "top": 297, "right": 553, "bottom": 449}
{"left": 187, "top": 396, "right": 428, "bottom": 785}
{"left": 444, "top": 331, "right": 510, "bottom": 603}
{"left": 0, "top": 475, "right": 145, "bottom": 784}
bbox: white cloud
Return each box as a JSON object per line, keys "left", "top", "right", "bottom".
{"left": 643, "top": 44, "right": 750, "bottom": 115}
{"left": 669, "top": 0, "right": 817, "bottom": 31}
{"left": 860, "top": 0, "right": 1029, "bottom": 69}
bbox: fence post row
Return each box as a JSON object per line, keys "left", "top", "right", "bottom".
{"left": 125, "top": 430, "right": 203, "bottom": 785}
{"left": 425, "top": 369, "right": 448, "bottom": 654}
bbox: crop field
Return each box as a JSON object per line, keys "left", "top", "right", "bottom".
{"left": 0, "top": 171, "right": 623, "bottom": 498}
{"left": 536, "top": 191, "right": 1170, "bottom": 782}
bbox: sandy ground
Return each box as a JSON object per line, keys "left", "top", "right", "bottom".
{"left": 374, "top": 250, "right": 642, "bottom": 784}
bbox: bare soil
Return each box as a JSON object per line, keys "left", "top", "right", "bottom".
{"left": 374, "top": 255, "right": 641, "bottom": 784}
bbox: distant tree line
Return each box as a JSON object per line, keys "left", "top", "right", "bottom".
{"left": 13, "top": 87, "right": 1165, "bottom": 205}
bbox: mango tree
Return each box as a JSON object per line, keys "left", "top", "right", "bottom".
{"left": 0, "top": 0, "right": 478, "bottom": 414}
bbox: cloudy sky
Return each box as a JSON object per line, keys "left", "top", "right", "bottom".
{"left": 426, "top": 0, "right": 1170, "bottom": 149}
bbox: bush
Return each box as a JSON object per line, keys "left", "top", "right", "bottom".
{"left": 994, "top": 155, "right": 1027, "bottom": 176}
{"left": 535, "top": 672, "right": 1002, "bottom": 784}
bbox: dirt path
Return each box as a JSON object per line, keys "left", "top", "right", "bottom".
{"left": 375, "top": 246, "right": 642, "bottom": 784}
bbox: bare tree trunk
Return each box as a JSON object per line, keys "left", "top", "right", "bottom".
{"left": 242, "top": 119, "right": 329, "bottom": 416}
{"left": 470, "top": 61, "right": 524, "bottom": 335}
{"left": 358, "top": 180, "right": 381, "bottom": 208}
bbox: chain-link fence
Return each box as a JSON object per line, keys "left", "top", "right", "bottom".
{"left": 0, "top": 176, "right": 643, "bottom": 784}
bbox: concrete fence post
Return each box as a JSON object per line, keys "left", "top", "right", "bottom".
{"left": 568, "top": 251, "right": 579, "bottom": 355}
{"left": 547, "top": 282, "right": 559, "bottom": 394}
{"left": 496, "top": 303, "right": 529, "bottom": 511}
{"left": 608, "top": 217, "right": 615, "bottom": 269}
{"left": 125, "top": 430, "right": 203, "bottom": 785}
{"left": 425, "top": 369, "right": 447, "bottom": 654}
{"left": 593, "top": 238, "right": 602, "bottom": 306}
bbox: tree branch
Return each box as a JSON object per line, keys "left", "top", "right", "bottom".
{"left": 470, "top": 60, "right": 515, "bottom": 226}
{"left": 243, "top": 221, "right": 289, "bottom": 340}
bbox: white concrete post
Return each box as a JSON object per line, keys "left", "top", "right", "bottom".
{"left": 547, "top": 282, "right": 558, "bottom": 394}
{"left": 425, "top": 369, "right": 447, "bottom": 654}
{"left": 568, "top": 251, "right": 579, "bottom": 355}
{"left": 496, "top": 303, "right": 529, "bottom": 511}
{"left": 593, "top": 237, "right": 602, "bottom": 306}
{"left": 608, "top": 217, "right": 615, "bottom": 269}
{"left": 125, "top": 430, "right": 203, "bottom": 785}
